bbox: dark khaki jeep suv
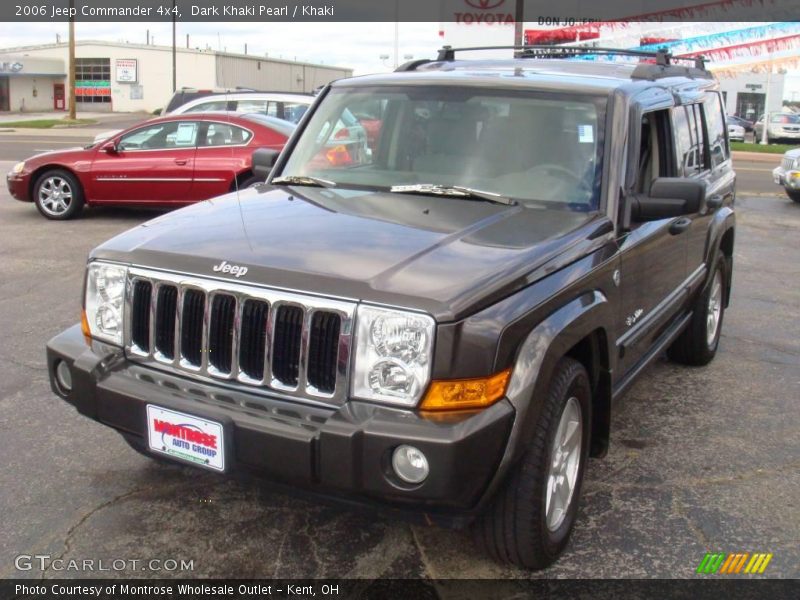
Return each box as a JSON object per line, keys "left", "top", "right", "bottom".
{"left": 47, "top": 46, "right": 735, "bottom": 569}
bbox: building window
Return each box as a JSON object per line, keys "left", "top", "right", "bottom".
{"left": 74, "top": 57, "right": 111, "bottom": 104}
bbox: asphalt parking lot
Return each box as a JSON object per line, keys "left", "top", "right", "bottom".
{"left": 0, "top": 154, "right": 798, "bottom": 581}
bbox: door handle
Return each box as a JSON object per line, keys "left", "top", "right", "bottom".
{"left": 174, "top": 159, "right": 188, "bottom": 166}
{"left": 706, "top": 195, "right": 723, "bottom": 211}
{"left": 669, "top": 217, "right": 692, "bottom": 235}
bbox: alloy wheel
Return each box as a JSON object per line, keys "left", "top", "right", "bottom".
{"left": 706, "top": 269, "right": 723, "bottom": 347}
{"left": 545, "top": 396, "right": 583, "bottom": 532}
{"left": 38, "top": 176, "right": 73, "bottom": 216}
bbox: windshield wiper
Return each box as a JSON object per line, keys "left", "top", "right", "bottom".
{"left": 389, "top": 183, "right": 516, "bottom": 206}
{"left": 271, "top": 175, "right": 337, "bottom": 188}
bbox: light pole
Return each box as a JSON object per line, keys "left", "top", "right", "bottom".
{"left": 172, "top": 0, "right": 177, "bottom": 92}
{"left": 761, "top": 62, "right": 772, "bottom": 145}
{"left": 514, "top": 0, "right": 524, "bottom": 55}
{"left": 68, "top": 0, "right": 75, "bottom": 119}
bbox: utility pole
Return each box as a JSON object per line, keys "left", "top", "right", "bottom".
{"left": 68, "top": 0, "right": 76, "bottom": 119}
{"left": 172, "top": 0, "right": 177, "bottom": 92}
{"left": 513, "top": 0, "right": 524, "bottom": 56}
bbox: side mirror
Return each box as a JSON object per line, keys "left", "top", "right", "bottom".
{"left": 252, "top": 147, "right": 280, "bottom": 180}
{"left": 101, "top": 140, "right": 118, "bottom": 154}
{"left": 628, "top": 178, "right": 706, "bottom": 224}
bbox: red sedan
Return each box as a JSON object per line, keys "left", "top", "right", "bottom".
{"left": 6, "top": 112, "right": 294, "bottom": 220}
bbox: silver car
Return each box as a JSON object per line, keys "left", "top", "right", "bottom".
{"left": 772, "top": 148, "right": 800, "bottom": 202}
{"left": 727, "top": 122, "right": 745, "bottom": 142}
{"left": 754, "top": 112, "right": 800, "bottom": 144}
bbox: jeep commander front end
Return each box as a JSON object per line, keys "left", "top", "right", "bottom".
{"left": 47, "top": 49, "right": 736, "bottom": 570}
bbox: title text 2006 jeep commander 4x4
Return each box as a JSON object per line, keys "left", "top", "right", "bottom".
{"left": 46, "top": 46, "right": 735, "bottom": 570}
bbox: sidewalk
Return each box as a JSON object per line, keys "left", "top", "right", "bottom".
{"left": 0, "top": 111, "right": 150, "bottom": 137}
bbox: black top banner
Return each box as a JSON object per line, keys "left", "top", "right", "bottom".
{"left": 1, "top": 0, "right": 798, "bottom": 22}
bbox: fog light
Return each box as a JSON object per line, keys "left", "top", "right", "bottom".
{"left": 55, "top": 360, "right": 73, "bottom": 393}
{"left": 391, "top": 445, "right": 429, "bottom": 484}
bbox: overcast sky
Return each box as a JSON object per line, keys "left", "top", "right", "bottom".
{"left": 0, "top": 22, "right": 442, "bottom": 75}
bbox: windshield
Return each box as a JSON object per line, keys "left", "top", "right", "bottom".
{"left": 771, "top": 113, "right": 800, "bottom": 124}
{"left": 278, "top": 86, "right": 606, "bottom": 210}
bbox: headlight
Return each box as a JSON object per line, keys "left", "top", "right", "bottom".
{"left": 352, "top": 305, "right": 435, "bottom": 406}
{"left": 84, "top": 262, "right": 127, "bottom": 345}
{"left": 11, "top": 161, "right": 25, "bottom": 174}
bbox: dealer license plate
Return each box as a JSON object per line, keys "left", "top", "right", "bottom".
{"left": 146, "top": 405, "right": 225, "bottom": 472}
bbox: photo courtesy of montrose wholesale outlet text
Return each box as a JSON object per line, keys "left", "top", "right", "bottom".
{"left": 0, "top": 0, "right": 798, "bottom": 598}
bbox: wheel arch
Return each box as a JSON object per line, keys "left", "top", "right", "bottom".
{"left": 229, "top": 169, "right": 256, "bottom": 192}
{"left": 705, "top": 208, "right": 735, "bottom": 307}
{"left": 28, "top": 164, "right": 85, "bottom": 202}
{"left": 475, "top": 292, "right": 613, "bottom": 512}
{"left": 505, "top": 292, "right": 613, "bottom": 459}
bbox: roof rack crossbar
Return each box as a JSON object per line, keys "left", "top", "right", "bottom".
{"left": 435, "top": 45, "right": 707, "bottom": 70}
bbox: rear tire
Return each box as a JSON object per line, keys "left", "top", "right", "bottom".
{"left": 786, "top": 189, "right": 800, "bottom": 203}
{"left": 473, "top": 357, "right": 591, "bottom": 570}
{"left": 236, "top": 175, "right": 263, "bottom": 190}
{"left": 33, "top": 169, "right": 84, "bottom": 220}
{"left": 667, "top": 256, "right": 727, "bottom": 366}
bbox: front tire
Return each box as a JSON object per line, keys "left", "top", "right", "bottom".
{"left": 786, "top": 189, "right": 800, "bottom": 203}
{"left": 668, "top": 256, "right": 727, "bottom": 366}
{"left": 33, "top": 169, "right": 84, "bottom": 220}
{"left": 473, "top": 357, "right": 591, "bottom": 570}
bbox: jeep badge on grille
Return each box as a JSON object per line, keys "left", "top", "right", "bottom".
{"left": 212, "top": 260, "right": 248, "bottom": 278}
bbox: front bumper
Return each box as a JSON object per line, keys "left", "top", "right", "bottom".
{"left": 773, "top": 167, "right": 800, "bottom": 189}
{"left": 47, "top": 325, "right": 514, "bottom": 523}
{"left": 6, "top": 172, "right": 29, "bottom": 201}
{"left": 769, "top": 129, "right": 800, "bottom": 140}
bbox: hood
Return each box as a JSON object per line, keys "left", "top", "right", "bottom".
{"left": 25, "top": 146, "right": 92, "bottom": 166}
{"left": 91, "top": 186, "right": 607, "bottom": 321}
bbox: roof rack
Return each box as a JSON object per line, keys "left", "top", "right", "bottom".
{"left": 433, "top": 45, "right": 708, "bottom": 71}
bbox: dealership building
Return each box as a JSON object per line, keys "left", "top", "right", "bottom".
{"left": 0, "top": 40, "right": 352, "bottom": 113}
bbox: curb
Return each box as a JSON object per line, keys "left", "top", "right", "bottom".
{"left": 732, "top": 151, "right": 785, "bottom": 163}
{"left": 0, "top": 127, "right": 110, "bottom": 138}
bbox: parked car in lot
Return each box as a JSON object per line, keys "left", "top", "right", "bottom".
{"left": 772, "top": 148, "right": 800, "bottom": 202}
{"left": 7, "top": 112, "right": 294, "bottom": 219}
{"left": 46, "top": 47, "right": 735, "bottom": 570}
{"left": 754, "top": 112, "right": 800, "bottom": 144}
{"left": 726, "top": 114, "right": 753, "bottom": 132}
{"left": 173, "top": 92, "right": 313, "bottom": 123}
{"left": 727, "top": 122, "right": 745, "bottom": 142}
{"left": 91, "top": 91, "right": 311, "bottom": 144}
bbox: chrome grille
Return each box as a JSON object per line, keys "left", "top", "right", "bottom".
{"left": 124, "top": 268, "right": 355, "bottom": 405}
{"left": 782, "top": 156, "right": 796, "bottom": 171}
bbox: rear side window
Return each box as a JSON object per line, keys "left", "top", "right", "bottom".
{"left": 673, "top": 104, "right": 707, "bottom": 176}
{"left": 202, "top": 123, "right": 253, "bottom": 146}
{"left": 281, "top": 102, "right": 308, "bottom": 123}
{"left": 185, "top": 100, "right": 228, "bottom": 113}
{"left": 236, "top": 99, "right": 269, "bottom": 114}
{"left": 704, "top": 92, "right": 729, "bottom": 168}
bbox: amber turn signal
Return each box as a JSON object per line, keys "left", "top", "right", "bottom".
{"left": 420, "top": 368, "right": 512, "bottom": 411}
{"left": 80, "top": 309, "right": 92, "bottom": 343}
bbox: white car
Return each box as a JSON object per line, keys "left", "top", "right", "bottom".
{"left": 173, "top": 92, "right": 313, "bottom": 123}
{"left": 772, "top": 148, "right": 800, "bottom": 203}
{"left": 93, "top": 92, "right": 314, "bottom": 144}
{"left": 754, "top": 112, "right": 800, "bottom": 144}
{"left": 727, "top": 122, "right": 745, "bottom": 142}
